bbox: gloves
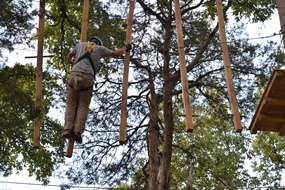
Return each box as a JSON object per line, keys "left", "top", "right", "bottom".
{"left": 124, "top": 44, "right": 132, "bottom": 51}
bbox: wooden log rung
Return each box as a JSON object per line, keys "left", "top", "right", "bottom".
{"left": 66, "top": 138, "right": 74, "bottom": 158}
{"left": 216, "top": 0, "right": 242, "bottom": 133}
{"left": 33, "top": 0, "right": 45, "bottom": 149}
{"left": 174, "top": 0, "right": 194, "bottom": 132}
{"left": 120, "top": 0, "right": 135, "bottom": 144}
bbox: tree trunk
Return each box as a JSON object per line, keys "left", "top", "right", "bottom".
{"left": 277, "top": 0, "right": 285, "bottom": 48}
{"left": 148, "top": 66, "right": 160, "bottom": 189}
{"left": 157, "top": 3, "right": 174, "bottom": 189}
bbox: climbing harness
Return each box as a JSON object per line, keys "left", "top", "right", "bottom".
{"left": 75, "top": 42, "right": 97, "bottom": 75}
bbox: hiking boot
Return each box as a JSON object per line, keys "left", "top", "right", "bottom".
{"left": 61, "top": 130, "right": 72, "bottom": 139}
{"left": 74, "top": 132, "right": 82, "bottom": 144}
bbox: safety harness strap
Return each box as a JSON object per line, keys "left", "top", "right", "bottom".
{"left": 68, "top": 84, "right": 93, "bottom": 91}
{"left": 75, "top": 42, "right": 97, "bottom": 76}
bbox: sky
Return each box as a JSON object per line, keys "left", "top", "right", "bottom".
{"left": 0, "top": 4, "right": 284, "bottom": 190}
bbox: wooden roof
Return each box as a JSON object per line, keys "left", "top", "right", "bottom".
{"left": 249, "top": 69, "right": 285, "bottom": 136}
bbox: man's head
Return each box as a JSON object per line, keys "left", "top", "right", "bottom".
{"left": 90, "top": 36, "right": 103, "bottom": 46}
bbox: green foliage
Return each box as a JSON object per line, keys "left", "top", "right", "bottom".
{"left": 0, "top": 0, "right": 37, "bottom": 57}
{"left": 165, "top": 93, "right": 253, "bottom": 189}
{"left": 231, "top": 0, "right": 277, "bottom": 23}
{"left": 201, "top": 0, "right": 277, "bottom": 23}
{"left": 251, "top": 132, "right": 285, "bottom": 186}
{"left": 0, "top": 63, "right": 65, "bottom": 184}
{"left": 43, "top": 0, "right": 126, "bottom": 76}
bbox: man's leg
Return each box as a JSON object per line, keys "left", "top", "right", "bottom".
{"left": 74, "top": 89, "right": 93, "bottom": 133}
{"left": 62, "top": 74, "right": 79, "bottom": 138}
{"left": 73, "top": 74, "right": 94, "bottom": 143}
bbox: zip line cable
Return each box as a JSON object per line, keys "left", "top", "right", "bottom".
{"left": 248, "top": 32, "right": 282, "bottom": 41}
{"left": 246, "top": 26, "right": 285, "bottom": 46}
{"left": 1, "top": 180, "right": 285, "bottom": 189}
{"left": 0, "top": 180, "right": 108, "bottom": 189}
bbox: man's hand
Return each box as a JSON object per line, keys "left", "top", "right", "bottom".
{"left": 68, "top": 53, "right": 73, "bottom": 59}
{"left": 124, "top": 44, "right": 132, "bottom": 51}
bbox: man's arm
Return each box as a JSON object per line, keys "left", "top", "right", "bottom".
{"left": 111, "top": 46, "right": 128, "bottom": 58}
{"left": 111, "top": 44, "right": 132, "bottom": 58}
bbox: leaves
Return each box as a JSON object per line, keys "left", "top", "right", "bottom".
{"left": 0, "top": 63, "right": 65, "bottom": 184}
{"left": 251, "top": 132, "right": 285, "bottom": 186}
{"left": 0, "top": 0, "right": 36, "bottom": 55}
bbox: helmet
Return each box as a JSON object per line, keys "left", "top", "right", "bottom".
{"left": 90, "top": 36, "right": 103, "bottom": 46}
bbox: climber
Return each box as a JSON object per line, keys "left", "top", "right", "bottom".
{"left": 62, "top": 35, "right": 132, "bottom": 143}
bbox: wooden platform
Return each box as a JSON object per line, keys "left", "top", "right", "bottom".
{"left": 249, "top": 69, "right": 285, "bottom": 136}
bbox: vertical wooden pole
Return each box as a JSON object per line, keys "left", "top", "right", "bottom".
{"left": 34, "top": 0, "right": 45, "bottom": 149}
{"left": 120, "top": 0, "right": 135, "bottom": 144}
{"left": 216, "top": 0, "right": 242, "bottom": 132}
{"left": 66, "top": 0, "right": 89, "bottom": 158}
{"left": 80, "top": 0, "right": 89, "bottom": 42}
{"left": 174, "top": 0, "right": 193, "bottom": 132}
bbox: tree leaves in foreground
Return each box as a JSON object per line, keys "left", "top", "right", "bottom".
{"left": 251, "top": 132, "right": 285, "bottom": 187}
{"left": 0, "top": 63, "right": 65, "bottom": 184}
{"left": 0, "top": 0, "right": 37, "bottom": 58}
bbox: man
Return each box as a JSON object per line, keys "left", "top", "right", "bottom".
{"left": 62, "top": 36, "right": 132, "bottom": 143}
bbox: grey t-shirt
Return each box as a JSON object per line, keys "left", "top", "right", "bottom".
{"left": 69, "top": 42, "right": 113, "bottom": 78}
